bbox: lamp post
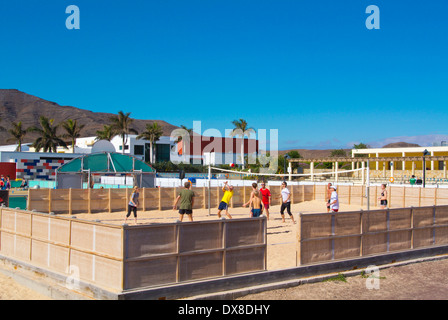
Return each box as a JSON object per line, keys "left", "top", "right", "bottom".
{"left": 423, "top": 149, "right": 430, "bottom": 188}
{"left": 283, "top": 154, "right": 290, "bottom": 182}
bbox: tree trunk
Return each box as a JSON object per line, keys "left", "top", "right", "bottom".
{"left": 150, "top": 141, "right": 154, "bottom": 164}
{"left": 241, "top": 137, "right": 245, "bottom": 169}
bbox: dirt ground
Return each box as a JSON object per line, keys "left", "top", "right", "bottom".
{"left": 1, "top": 199, "right": 447, "bottom": 300}
{"left": 238, "top": 258, "right": 448, "bottom": 300}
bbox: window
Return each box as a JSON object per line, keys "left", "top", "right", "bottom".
{"left": 134, "top": 145, "right": 144, "bottom": 155}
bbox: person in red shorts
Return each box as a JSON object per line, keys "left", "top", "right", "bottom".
{"left": 259, "top": 182, "right": 271, "bottom": 220}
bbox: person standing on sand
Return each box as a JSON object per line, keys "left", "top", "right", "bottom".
{"left": 378, "top": 183, "right": 388, "bottom": 209}
{"left": 279, "top": 182, "right": 295, "bottom": 223}
{"left": 325, "top": 182, "right": 333, "bottom": 212}
{"left": 217, "top": 181, "right": 233, "bottom": 219}
{"left": 173, "top": 181, "right": 195, "bottom": 222}
{"left": 243, "top": 182, "right": 263, "bottom": 217}
{"left": 259, "top": 182, "right": 271, "bottom": 219}
{"left": 124, "top": 186, "right": 139, "bottom": 224}
{"left": 329, "top": 185, "right": 339, "bottom": 213}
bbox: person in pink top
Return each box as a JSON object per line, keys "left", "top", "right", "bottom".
{"left": 259, "top": 182, "right": 271, "bottom": 220}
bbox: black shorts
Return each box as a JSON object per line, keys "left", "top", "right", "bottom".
{"left": 179, "top": 209, "right": 193, "bottom": 215}
{"left": 380, "top": 200, "right": 388, "bottom": 206}
{"left": 280, "top": 202, "right": 292, "bottom": 216}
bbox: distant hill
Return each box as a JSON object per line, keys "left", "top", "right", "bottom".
{"left": 0, "top": 89, "right": 180, "bottom": 146}
{"left": 279, "top": 149, "right": 352, "bottom": 159}
{"left": 382, "top": 142, "right": 421, "bottom": 148}
{"left": 280, "top": 142, "right": 424, "bottom": 160}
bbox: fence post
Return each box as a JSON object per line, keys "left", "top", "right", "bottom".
{"left": 348, "top": 185, "right": 351, "bottom": 205}
{"left": 418, "top": 187, "right": 421, "bottom": 207}
{"left": 360, "top": 210, "right": 364, "bottom": 257}
{"left": 88, "top": 188, "right": 91, "bottom": 214}
{"left": 296, "top": 213, "right": 302, "bottom": 266}
{"left": 222, "top": 219, "right": 227, "bottom": 276}
{"left": 410, "top": 206, "right": 414, "bottom": 249}
{"left": 433, "top": 205, "right": 436, "bottom": 245}
{"left": 331, "top": 213, "right": 335, "bottom": 260}
{"left": 203, "top": 187, "right": 206, "bottom": 209}
{"left": 48, "top": 188, "right": 52, "bottom": 214}
{"left": 291, "top": 185, "right": 294, "bottom": 204}
{"left": 176, "top": 222, "right": 181, "bottom": 283}
{"left": 386, "top": 208, "right": 390, "bottom": 252}
{"left": 142, "top": 188, "right": 146, "bottom": 212}
{"left": 389, "top": 187, "right": 392, "bottom": 208}
{"left": 158, "top": 187, "right": 162, "bottom": 211}
{"left": 69, "top": 188, "right": 72, "bottom": 215}
{"left": 403, "top": 186, "right": 406, "bottom": 208}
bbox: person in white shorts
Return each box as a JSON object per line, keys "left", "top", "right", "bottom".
{"left": 329, "top": 185, "right": 339, "bottom": 212}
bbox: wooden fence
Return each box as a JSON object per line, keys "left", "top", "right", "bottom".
{"left": 26, "top": 185, "right": 317, "bottom": 214}
{"left": 27, "top": 185, "right": 448, "bottom": 214}
{"left": 297, "top": 205, "right": 448, "bottom": 265}
{"left": 0, "top": 207, "right": 266, "bottom": 294}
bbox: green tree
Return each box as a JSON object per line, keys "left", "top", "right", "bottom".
{"left": 353, "top": 142, "right": 369, "bottom": 158}
{"left": 29, "top": 116, "right": 67, "bottom": 153}
{"left": 109, "top": 111, "right": 138, "bottom": 154}
{"left": 229, "top": 119, "right": 255, "bottom": 170}
{"left": 330, "top": 149, "right": 346, "bottom": 157}
{"left": 95, "top": 125, "right": 115, "bottom": 141}
{"left": 62, "top": 119, "right": 85, "bottom": 153}
{"left": 353, "top": 142, "right": 369, "bottom": 149}
{"left": 137, "top": 122, "right": 163, "bottom": 164}
{"left": 287, "top": 150, "right": 302, "bottom": 159}
{"left": 7, "top": 121, "right": 29, "bottom": 152}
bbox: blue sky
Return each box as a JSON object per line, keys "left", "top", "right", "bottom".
{"left": 1, "top": 0, "right": 448, "bottom": 150}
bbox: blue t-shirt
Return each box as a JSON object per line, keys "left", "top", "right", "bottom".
{"left": 129, "top": 192, "right": 139, "bottom": 207}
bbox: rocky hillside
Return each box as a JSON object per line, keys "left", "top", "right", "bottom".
{"left": 0, "top": 89, "right": 179, "bottom": 146}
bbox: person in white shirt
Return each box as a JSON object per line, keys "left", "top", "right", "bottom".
{"left": 329, "top": 185, "right": 339, "bottom": 212}
{"left": 279, "top": 182, "right": 296, "bottom": 223}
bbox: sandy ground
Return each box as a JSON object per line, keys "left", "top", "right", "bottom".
{"left": 1, "top": 199, "right": 447, "bottom": 300}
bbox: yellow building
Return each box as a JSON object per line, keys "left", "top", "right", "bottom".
{"left": 352, "top": 146, "right": 448, "bottom": 171}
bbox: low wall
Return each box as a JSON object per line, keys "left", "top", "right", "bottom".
{"left": 297, "top": 205, "right": 448, "bottom": 265}
{"left": 0, "top": 207, "right": 266, "bottom": 296}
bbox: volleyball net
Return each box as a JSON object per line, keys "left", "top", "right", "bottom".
{"left": 208, "top": 166, "right": 366, "bottom": 181}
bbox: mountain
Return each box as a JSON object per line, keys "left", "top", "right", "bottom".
{"left": 279, "top": 149, "right": 352, "bottom": 159}
{"left": 0, "top": 89, "right": 180, "bottom": 146}
{"left": 382, "top": 142, "right": 421, "bottom": 148}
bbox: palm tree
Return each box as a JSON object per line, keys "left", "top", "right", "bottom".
{"left": 109, "top": 111, "right": 138, "bottom": 154}
{"left": 229, "top": 119, "right": 255, "bottom": 169}
{"left": 29, "top": 116, "right": 67, "bottom": 153}
{"left": 61, "top": 119, "right": 85, "bottom": 153}
{"left": 7, "top": 121, "right": 29, "bottom": 152}
{"left": 95, "top": 125, "right": 115, "bottom": 141}
{"left": 137, "top": 122, "right": 163, "bottom": 164}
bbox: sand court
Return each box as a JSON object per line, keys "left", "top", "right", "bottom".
{"left": 57, "top": 199, "right": 369, "bottom": 271}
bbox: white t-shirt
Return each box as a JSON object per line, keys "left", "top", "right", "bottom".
{"left": 281, "top": 188, "right": 291, "bottom": 203}
{"left": 330, "top": 191, "right": 339, "bottom": 210}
